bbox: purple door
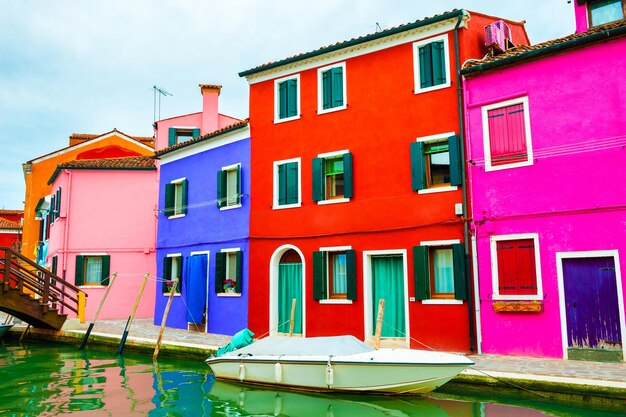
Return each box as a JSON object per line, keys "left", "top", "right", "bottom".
{"left": 563, "top": 257, "right": 622, "bottom": 355}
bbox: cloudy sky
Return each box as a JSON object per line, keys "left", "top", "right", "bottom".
{"left": 0, "top": 1, "right": 575, "bottom": 209}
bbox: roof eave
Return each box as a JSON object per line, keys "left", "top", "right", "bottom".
{"left": 155, "top": 121, "right": 249, "bottom": 158}
{"left": 47, "top": 166, "right": 156, "bottom": 185}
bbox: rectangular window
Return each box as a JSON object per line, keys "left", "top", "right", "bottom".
{"left": 318, "top": 62, "right": 346, "bottom": 113}
{"left": 414, "top": 243, "right": 466, "bottom": 301}
{"left": 274, "top": 158, "right": 301, "bottom": 208}
{"left": 482, "top": 97, "right": 533, "bottom": 171}
{"left": 411, "top": 134, "right": 461, "bottom": 192}
{"left": 217, "top": 164, "right": 241, "bottom": 209}
{"left": 494, "top": 238, "right": 539, "bottom": 297}
{"left": 162, "top": 255, "right": 182, "bottom": 294}
{"left": 589, "top": 0, "right": 625, "bottom": 26}
{"left": 313, "top": 249, "right": 356, "bottom": 301}
{"left": 275, "top": 75, "right": 300, "bottom": 122}
{"left": 168, "top": 127, "right": 200, "bottom": 147}
{"left": 75, "top": 254, "right": 110, "bottom": 287}
{"left": 413, "top": 35, "right": 450, "bottom": 93}
{"left": 215, "top": 250, "right": 243, "bottom": 294}
{"left": 165, "top": 179, "right": 188, "bottom": 217}
{"left": 312, "top": 151, "right": 353, "bottom": 203}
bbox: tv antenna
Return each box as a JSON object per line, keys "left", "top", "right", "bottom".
{"left": 375, "top": 22, "right": 383, "bottom": 33}
{"left": 153, "top": 85, "right": 173, "bottom": 122}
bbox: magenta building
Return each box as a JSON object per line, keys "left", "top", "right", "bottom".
{"left": 462, "top": 4, "right": 626, "bottom": 360}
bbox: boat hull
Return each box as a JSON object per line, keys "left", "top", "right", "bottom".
{"left": 0, "top": 324, "right": 12, "bottom": 339}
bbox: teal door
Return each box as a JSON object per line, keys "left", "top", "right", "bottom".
{"left": 371, "top": 255, "right": 406, "bottom": 338}
{"left": 278, "top": 250, "right": 303, "bottom": 334}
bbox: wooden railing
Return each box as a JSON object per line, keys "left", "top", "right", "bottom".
{"left": 0, "top": 246, "right": 86, "bottom": 316}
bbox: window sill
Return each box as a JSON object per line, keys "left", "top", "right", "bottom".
{"left": 421, "top": 299, "right": 463, "bottom": 305}
{"left": 493, "top": 301, "right": 543, "bottom": 312}
{"left": 274, "top": 115, "right": 300, "bottom": 124}
{"left": 413, "top": 82, "right": 450, "bottom": 95}
{"left": 317, "top": 105, "right": 347, "bottom": 115}
{"left": 317, "top": 197, "right": 350, "bottom": 206}
{"left": 485, "top": 159, "right": 533, "bottom": 172}
{"left": 272, "top": 202, "right": 302, "bottom": 210}
{"left": 162, "top": 293, "right": 181, "bottom": 297}
{"left": 217, "top": 292, "right": 241, "bottom": 297}
{"left": 80, "top": 285, "right": 107, "bottom": 289}
{"left": 167, "top": 214, "right": 186, "bottom": 219}
{"left": 417, "top": 186, "right": 458, "bottom": 195}
{"left": 319, "top": 299, "right": 353, "bottom": 305}
{"left": 219, "top": 204, "right": 242, "bottom": 211}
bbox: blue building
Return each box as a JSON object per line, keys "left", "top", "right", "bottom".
{"left": 154, "top": 119, "right": 250, "bottom": 335}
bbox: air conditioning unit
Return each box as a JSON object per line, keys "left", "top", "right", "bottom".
{"left": 484, "top": 20, "right": 512, "bottom": 53}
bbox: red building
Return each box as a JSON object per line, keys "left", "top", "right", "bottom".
{"left": 0, "top": 210, "right": 24, "bottom": 250}
{"left": 241, "top": 10, "right": 528, "bottom": 352}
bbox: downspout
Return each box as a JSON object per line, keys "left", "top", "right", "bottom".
{"left": 454, "top": 11, "right": 476, "bottom": 352}
{"left": 62, "top": 170, "right": 72, "bottom": 314}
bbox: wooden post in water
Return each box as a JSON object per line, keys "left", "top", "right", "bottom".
{"left": 153, "top": 277, "right": 178, "bottom": 360}
{"left": 19, "top": 324, "right": 30, "bottom": 343}
{"left": 374, "top": 299, "right": 385, "bottom": 350}
{"left": 117, "top": 273, "right": 149, "bottom": 356}
{"left": 80, "top": 272, "right": 118, "bottom": 350}
{"left": 288, "top": 298, "right": 297, "bottom": 337}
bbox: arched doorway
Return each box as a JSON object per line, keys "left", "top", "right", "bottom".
{"left": 270, "top": 245, "right": 305, "bottom": 336}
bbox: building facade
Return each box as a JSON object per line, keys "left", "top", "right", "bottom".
{"left": 0, "top": 210, "right": 23, "bottom": 250}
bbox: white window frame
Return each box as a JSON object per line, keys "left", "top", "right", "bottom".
{"left": 490, "top": 233, "right": 543, "bottom": 301}
{"left": 274, "top": 74, "right": 301, "bottom": 124}
{"left": 418, "top": 239, "right": 463, "bottom": 305}
{"left": 415, "top": 132, "right": 458, "bottom": 195}
{"left": 317, "top": 149, "right": 350, "bottom": 205}
{"left": 317, "top": 62, "right": 347, "bottom": 115}
{"left": 269, "top": 245, "right": 307, "bottom": 336}
{"left": 164, "top": 253, "right": 182, "bottom": 296}
{"left": 170, "top": 126, "right": 199, "bottom": 145}
{"left": 168, "top": 177, "right": 186, "bottom": 219}
{"left": 220, "top": 163, "right": 242, "bottom": 211}
{"left": 217, "top": 247, "right": 242, "bottom": 297}
{"left": 273, "top": 157, "right": 302, "bottom": 210}
{"left": 481, "top": 96, "right": 534, "bottom": 172}
{"left": 318, "top": 245, "right": 353, "bottom": 305}
{"left": 78, "top": 252, "right": 108, "bottom": 288}
{"left": 412, "top": 34, "right": 451, "bottom": 95}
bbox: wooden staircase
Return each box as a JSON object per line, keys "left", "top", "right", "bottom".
{"left": 0, "top": 247, "right": 86, "bottom": 330}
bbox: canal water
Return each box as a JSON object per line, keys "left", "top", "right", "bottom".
{"left": 0, "top": 341, "right": 619, "bottom": 416}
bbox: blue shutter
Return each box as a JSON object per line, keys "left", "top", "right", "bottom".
{"left": 312, "top": 158, "right": 323, "bottom": 202}
{"left": 331, "top": 67, "right": 344, "bottom": 108}
{"left": 168, "top": 128, "right": 176, "bottom": 146}
{"left": 448, "top": 135, "right": 462, "bottom": 186}
{"left": 452, "top": 244, "right": 467, "bottom": 300}
{"left": 410, "top": 142, "right": 426, "bottom": 191}
{"left": 313, "top": 251, "right": 326, "bottom": 300}
{"left": 419, "top": 43, "right": 433, "bottom": 88}
{"left": 346, "top": 249, "right": 357, "bottom": 300}
{"left": 413, "top": 246, "right": 429, "bottom": 300}
{"left": 343, "top": 152, "right": 353, "bottom": 199}
{"left": 164, "top": 183, "right": 175, "bottom": 216}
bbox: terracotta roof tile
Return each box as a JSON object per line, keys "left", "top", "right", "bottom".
{"left": 0, "top": 217, "right": 22, "bottom": 230}
{"left": 57, "top": 155, "right": 156, "bottom": 170}
{"left": 155, "top": 119, "right": 250, "bottom": 157}
{"left": 70, "top": 129, "right": 154, "bottom": 145}
{"left": 0, "top": 209, "right": 24, "bottom": 216}
{"left": 462, "top": 20, "right": 626, "bottom": 74}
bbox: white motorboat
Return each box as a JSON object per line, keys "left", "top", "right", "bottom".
{"left": 206, "top": 335, "right": 473, "bottom": 394}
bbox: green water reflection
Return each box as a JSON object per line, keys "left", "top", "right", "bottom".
{"left": 0, "top": 341, "right": 619, "bottom": 416}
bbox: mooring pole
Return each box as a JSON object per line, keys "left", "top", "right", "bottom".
{"left": 117, "top": 273, "right": 149, "bottom": 356}
{"left": 19, "top": 324, "right": 31, "bottom": 343}
{"left": 374, "top": 299, "right": 385, "bottom": 350}
{"left": 288, "top": 298, "right": 297, "bottom": 337}
{"left": 80, "top": 272, "right": 117, "bottom": 350}
{"left": 153, "top": 278, "right": 178, "bottom": 361}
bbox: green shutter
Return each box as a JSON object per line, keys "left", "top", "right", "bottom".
{"left": 322, "top": 70, "right": 331, "bottom": 109}
{"left": 176, "top": 256, "right": 183, "bottom": 293}
{"left": 410, "top": 141, "right": 426, "bottom": 191}
{"left": 101, "top": 255, "right": 111, "bottom": 286}
{"left": 331, "top": 67, "right": 344, "bottom": 108}
{"left": 168, "top": 128, "right": 176, "bottom": 146}
{"left": 162, "top": 257, "right": 172, "bottom": 292}
{"left": 312, "top": 251, "right": 327, "bottom": 300}
{"left": 448, "top": 135, "right": 462, "bottom": 186}
{"left": 236, "top": 165, "right": 242, "bottom": 205}
{"left": 181, "top": 179, "right": 188, "bottom": 215}
{"left": 164, "top": 183, "right": 175, "bottom": 216}
{"left": 279, "top": 81, "right": 288, "bottom": 119}
{"left": 287, "top": 79, "right": 298, "bottom": 117}
{"left": 413, "top": 246, "right": 429, "bottom": 300}
{"left": 432, "top": 40, "right": 446, "bottom": 85}
{"left": 51, "top": 256, "right": 58, "bottom": 275}
{"left": 192, "top": 128, "right": 200, "bottom": 138}
{"left": 50, "top": 195, "right": 55, "bottom": 224}
{"left": 452, "top": 244, "right": 467, "bottom": 300}
{"left": 346, "top": 249, "right": 357, "bottom": 300}
{"left": 56, "top": 188, "right": 61, "bottom": 219}
{"left": 215, "top": 252, "right": 226, "bottom": 293}
{"left": 343, "top": 152, "right": 353, "bottom": 199}
{"left": 286, "top": 162, "right": 299, "bottom": 204}
{"left": 312, "top": 158, "right": 323, "bottom": 202}
{"left": 217, "top": 170, "right": 226, "bottom": 208}
{"left": 419, "top": 43, "right": 433, "bottom": 88}
{"left": 235, "top": 251, "right": 243, "bottom": 293}
{"left": 278, "top": 164, "right": 287, "bottom": 205}
{"left": 75, "top": 255, "right": 85, "bottom": 286}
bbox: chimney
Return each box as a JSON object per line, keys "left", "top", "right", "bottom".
{"left": 200, "top": 84, "right": 221, "bottom": 135}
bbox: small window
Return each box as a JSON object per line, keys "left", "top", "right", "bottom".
{"left": 414, "top": 243, "right": 466, "bottom": 301}
{"left": 491, "top": 235, "right": 541, "bottom": 300}
{"left": 218, "top": 165, "right": 241, "bottom": 209}
{"left": 312, "top": 152, "right": 353, "bottom": 203}
{"left": 215, "top": 250, "right": 242, "bottom": 294}
{"left": 274, "top": 158, "right": 301, "bottom": 208}
{"left": 75, "top": 255, "right": 111, "bottom": 287}
{"left": 313, "top": 249, "right": 356, "bottom": 301}
{"left": 162, "top": 255, "right": 182, "bottom": 294}
{"left": 318, "top": 63, "right": 346, "bottom": 113}
{"left": 168, "top": 127, "right": 200, "bottom": 146}
{"left": 413, "top": 35, "right": 450, "bottom": 93}
{"left": 165, "top": 179, "right": 188, "bottom": 217}
{"left": 275, "top": 75, "right": 300, "bottom": 122}
{"left": 482, "top": 97, "right": 533, "bottom": 171}
{"left": 588, "top": 0, "right": 625, "bottom": 26}
{"left": 411, "top": 135, "right": 461, "bottom": 192}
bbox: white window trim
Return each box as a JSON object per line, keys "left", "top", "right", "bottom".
{"left": 320, "top": 299, "right": 353, "bottom": 305}
{"left": 481, "top": 96, "right": 534, "bottom": 172}
{"left": 415, "top": 132, "right": 459, "bottom": 194}
{"left": 274, "top": 74, "right": 301, "bottom": 124}
{"left": 490, "top": 233, "right": 543, "bottom": 301}
{"left": 170, "top": 177, "right": 186, "bottom": 184}
{"left": 316, "top": 149, "right": 351, "bottom": 205}
{"left": 421, "top": 299, "right": 463, "bottom": 305}
{"left": 77, "top": 253, "right": 109, "bottom": 289}
{"left": 412, "top": 34, "right": 451, "bottom": 94}
{"left": 269, "top": 245, "right": 307, "bottom": 337}
{"left": 220, "top": 163, "right": 242, "bottom": 211}
{"left": 189, "top": 251, "right": 210, "bottom": 323}
{"left": 318, "top": 197, "right": 350, "bottom": 206}
{"left": 317, "top": 61, "right": 347, "bottom": 115}
{"left": 220, "top": 248, "right": 241, "bottom": 253}
{"left": 163, "top": 253, "right": 182, "bottom": 296}
{"left": 318, "top": 149, "right": 349, "bottom": 159}
{"left": 168, "top": 177, "right": 187, "bottom": 219}
{"left": 419, "top": 239, "right": 460, "bottom": 247}
{"left": 217, "top": 292, "right": 242, "bottom": 298}
{"left": 273, "top": 157, "right": 302, "bottom": 210}
{"left": 418, "top": 186, "right": 458, "bottom": 195}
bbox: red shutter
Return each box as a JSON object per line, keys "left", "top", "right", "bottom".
{"left": 496, "top": 241, "right": 518, "bottom": 295}
{"left": 488, "top": 103, "right": 528, "bottom": 166}
{"left": 496, "top": 239, "right": 537, "bottom": 296}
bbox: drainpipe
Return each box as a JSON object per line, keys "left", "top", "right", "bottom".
{"left": 61, "top": 170, "right": 72, "bottom": 314}
{"left": 454, "top": 11, "right": 476, "bottom": 352}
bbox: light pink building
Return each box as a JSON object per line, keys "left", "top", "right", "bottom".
{"left": 47, "top": 156, "right": 158, "bottom": 320}
{"left": 462, "top": 6, "right": 626, "bottom": 360}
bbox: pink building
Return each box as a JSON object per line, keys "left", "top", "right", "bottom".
{"left": 47, "top": 156, "right": 158, "bottom": 320}
{"left": 462, "top": 10, "right": 626, "bottom": 360}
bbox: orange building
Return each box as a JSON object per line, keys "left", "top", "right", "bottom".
{"left": 240, "top": 10, "right": 528, "bottom": 352}
{"left": 21, "top": 129, "right": 154, "bottom": 264}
